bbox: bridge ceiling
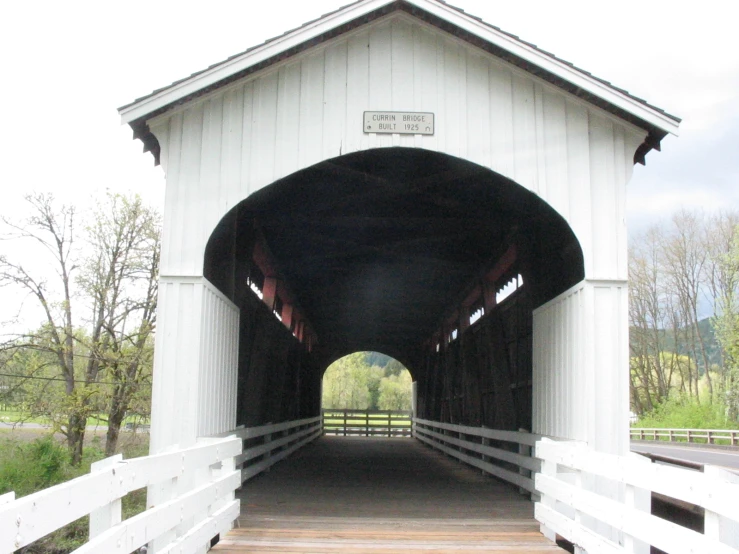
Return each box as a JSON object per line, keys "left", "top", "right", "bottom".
{"left": 228, "top": 148, "right": 574, "bottom": 360}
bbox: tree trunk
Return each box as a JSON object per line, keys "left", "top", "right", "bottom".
{"left": 105, "top": 390, "right": 127, "bottom": 456}
{"left": 68, "top": 412, "right": 87, "bottom": 466}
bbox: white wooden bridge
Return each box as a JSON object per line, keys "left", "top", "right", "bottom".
{"left": 3, "top": 0, "right": 738, "bottom": 552}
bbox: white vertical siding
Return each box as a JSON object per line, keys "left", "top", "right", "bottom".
{"left": 149, "top": 14, "right": 646, "bottom": 280}
{"left": 532, "top": 279, "right": 629, "bottom": 453}
{"left": 197, "top": 279, "right": 239, "bottom": 438}
{"left": 149, "top": 277, "right": 238, "bottom": 453}
{"left": 146, "top": 13, "right": 644, "bottom": 454}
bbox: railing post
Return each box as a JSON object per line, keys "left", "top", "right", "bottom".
{"left": 264, "top": 432, "right": 272, "bottom": 472}
{"left": 481, "top": 426, "right": 489, "bottom": 476}
{"left": 624, "top": 453, "right": 652, "bottom": 554}
{"left": 708, "top": 430, "right": 714, "bottom": 444}
{"left": 704, "top": 465, "right": 739, "bottom": 547}
{"left": 538, "top": 440, "right": 558, "bottom": 543}
{"left": 343, "top": 410, "right": 347, "bottom": 437}
{"left": 387, "top": 412, "right": 391, "bottom": 437}
{"left": 518, "top": 428, "right": 531, "bottom": 497}
{"left": 687, "top": 429, "right": 692, "bottom": 443}
{"left": 89, "top": 454, "right": 123, "bottom": 540}
{"left": 366, "top": 410, "right": 369, "bottom": 437}
{"left": 669, "top": 429, "right": 674, "bottom": 442}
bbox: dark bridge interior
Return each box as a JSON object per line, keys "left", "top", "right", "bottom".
{"left": 204, "top": 148, "right": 583, "bottom": 430}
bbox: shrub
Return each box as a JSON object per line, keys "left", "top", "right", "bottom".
{"left": 635, "top": 396, "right": 739, "bottom": 430}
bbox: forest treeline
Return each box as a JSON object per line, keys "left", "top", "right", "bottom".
{"left": 629, "top": 209, "right": 739, "bottom": 426}
{"left": 321, "top": 352, "right": 413, "bottom": 411}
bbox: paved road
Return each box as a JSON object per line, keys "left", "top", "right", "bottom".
{"left": 631, "top": 441, "right": 739, "bottom": 470}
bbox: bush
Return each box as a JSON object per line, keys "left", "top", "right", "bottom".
{"left": 0, "top": 436, "right": 70, "bottom": 497}
{"left": 635, "top": 396, "right": 739, "bottom": 430}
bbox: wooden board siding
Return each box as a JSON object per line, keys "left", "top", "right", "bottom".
{"left": 149, "top": 276, "right": 239, "bottom": 452}
{"left": 417, "top": 288, "right": 532, "bottom": 432}
{"left": 532, "top": 279, "right": 629, "bottom": 451}
{"left": 149, "top": 14, "right": 643, "bottom": 282}
{"left": 212, "top": 437, "right": 563, "bottom": 552}
{"left": 143, "top": 10, "right": 641, "bottom": 456}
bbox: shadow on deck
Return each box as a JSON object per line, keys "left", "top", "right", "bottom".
{"left": 212, "top": 436, "right": 564, "bottom": 552}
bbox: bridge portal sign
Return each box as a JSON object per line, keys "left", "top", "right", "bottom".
{"left": 364, "top": 111, "right": 435, "bottom": 135}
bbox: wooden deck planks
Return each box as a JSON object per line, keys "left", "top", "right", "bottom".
{"left": 211, "top": 437, "right": 563, "bottom": 553}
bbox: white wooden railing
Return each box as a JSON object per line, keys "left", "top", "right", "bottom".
{"left": 0, "top": 416, "right": 321, "bottom": 554}
{"left": 0, "top": 435, "right": 242, "bottom": 554}
{"left": 413, "top": 418, "right": 541, "bottom": 493}
{"left": 535, "top": 438, "right": 739, "bottom": 553}
{"left": 231, "top": 416, "right": 322, "bottom": 483}
{"left": 631, "top": 427, "right": 739, "bottom": 446}
{"left": 414, "top": 418, "right": 739, "bottom": 553}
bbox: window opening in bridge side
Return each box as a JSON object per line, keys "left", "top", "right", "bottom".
{"left": 469, "top": 297, "right": 485, "bottom": 326}
{"left": 273, "top": 295, "right": 283, "bottom": 322}
{"left": 247, "top": 265, "right": 265, "bottom": 300}
{"left": 496, "top": 274, "right": 524, "bottom": 305}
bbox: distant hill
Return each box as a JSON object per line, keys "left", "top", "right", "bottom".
{"left": 630, "top": 318, "right": 723, "bottom": 373}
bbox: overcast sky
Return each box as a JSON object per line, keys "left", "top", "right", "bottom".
{"left": 0, "top": 0, "right": 737, "bottom": 331}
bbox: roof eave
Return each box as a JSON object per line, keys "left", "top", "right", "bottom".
{"left": 119, "top": 0, "right": 680, "bottom": 166}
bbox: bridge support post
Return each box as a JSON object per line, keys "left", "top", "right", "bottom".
{"left": 149, "top": 276, "right": 239, "bottom": 455}
{"left": 533, "top": 279, "right": 629, "bottom": 454}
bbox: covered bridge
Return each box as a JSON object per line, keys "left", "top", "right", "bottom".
{"left": 118, "top": 0, "right": 681, "bottom": 548}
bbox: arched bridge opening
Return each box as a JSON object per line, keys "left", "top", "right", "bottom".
{"left": 203, "top": 147, "right": 584, "bottom": 432}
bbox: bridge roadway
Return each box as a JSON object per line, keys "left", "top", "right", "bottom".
{"left": 212, "top": 436, "right": 564, "bottom": 553}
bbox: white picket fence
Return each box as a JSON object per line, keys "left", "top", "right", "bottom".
{"left": 0, "top": 435, "right": 242, "bottom": 554}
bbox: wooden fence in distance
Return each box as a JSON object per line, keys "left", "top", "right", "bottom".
{"left": 322, "top": 409, "right": 412, "bottom": 437}
{"left": 630, "top": 427, "right": 739, "bottom": 446}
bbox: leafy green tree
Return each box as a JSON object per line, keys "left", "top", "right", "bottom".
{"left": 365, "top": 365, "right": 384, "bottom": 410}
{"left": 378, "top": 370, "right": 413, "bottom": 411}
{"left": 322, "top": 353, "right": 371, "bottom": 409}
{"left": 711, "top": 222, "right": 739, "bottom": 420}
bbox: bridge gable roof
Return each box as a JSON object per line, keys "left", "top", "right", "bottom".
{"left": 119, "top": 0, "right": 679, "bottom": 165}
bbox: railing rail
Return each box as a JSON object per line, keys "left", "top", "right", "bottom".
{"left": 231, "top": 416, "right": 322, "bottom": 482}
{"left": 630, "top": 427, "right": 739, "bottom": 446}
{"left": 0, "top": 435, "right": 242, "bottom": 554}
{"left": 535, "top": 438, "right": 739, "bottom": 553}
{"left": 322, "top": 409, "right": 412, "bottom": 437}
{"left": 413, "top": 417, "right": 541, "bottom": 493}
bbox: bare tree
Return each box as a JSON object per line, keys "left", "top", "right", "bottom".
{"left": 78, "top": 194, "right": 160, "bottom": 455}
{"left": 660, "top": 210, "right": 713, "bottom": 401}
{"left": 0, "top": 193, "right": 160, "bottom": 463}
